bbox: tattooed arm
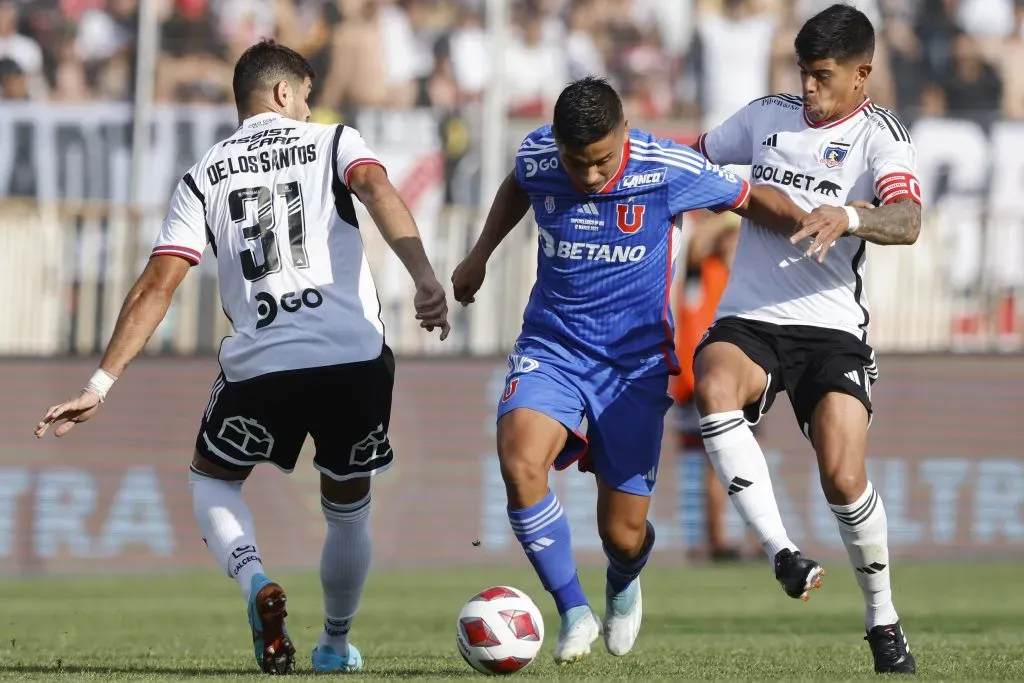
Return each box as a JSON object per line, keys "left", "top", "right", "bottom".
{"left": 789, "top": 198, "right": 920, "bottom": 263}
{"left": 849, "top": 198, "right": 921, "bottom": 245}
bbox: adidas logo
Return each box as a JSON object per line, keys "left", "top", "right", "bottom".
{"left": 762, "top": 133, "right": 778, "bottom": 147}
{"left": 856, "top": 562, "right": 888, "bottom": 574}
{"left": 524, "top": 537, "right": 554, "bottom": 554}
{"left": 727, "top": 476, "right": 753, "bottom": 496}
{"left": 845, "top": 370, "right": 861, "bottom": 386}
{"left": 576, "top": 201, "right": 599, "bottom": 216}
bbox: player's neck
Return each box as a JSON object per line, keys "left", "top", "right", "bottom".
{"left": 809, "top": 94, "right": 869, "bottom": 128}
{"left": 238, "top": 107, "right": 285, "bottom": 124}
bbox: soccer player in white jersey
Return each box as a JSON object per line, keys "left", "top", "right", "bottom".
{"left": 691, "top": 4, "right": 920, "bottom": 674}
{"left": 34, "top": 40, "right": 450, "bottom": 675}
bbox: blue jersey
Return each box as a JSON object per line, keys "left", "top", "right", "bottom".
{"left": 515, "top": 125, "right": 751, "bottom": 376}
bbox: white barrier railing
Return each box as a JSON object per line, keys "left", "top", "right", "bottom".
{"left": 0, "top": 200, "right": 1019, "bottom": 356}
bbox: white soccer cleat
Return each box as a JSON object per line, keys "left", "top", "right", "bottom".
{"left": 603, "top": 579, "right": 642, "bottom": 656}
{"left": 553, "top": 606, "right": 602, "bottom": 663}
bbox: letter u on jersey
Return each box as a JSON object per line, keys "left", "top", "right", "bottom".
{"left": 615, "top": 203, "right": 646, "bottom": 234}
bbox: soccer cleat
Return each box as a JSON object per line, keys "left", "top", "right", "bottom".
{"left": 603, "top": 578, "right": 642, "bottom": 656}
{"left": 773, "top": 548, "right": 825, "bottom": 601}
{"left": 247, "top": 574, "right": 295, "bottom": 674}
{"left": 865, "top": 622, "right": 916, "bottom": 674}
{"left": 311, "top": 643, "right": 363, "bottom": 673}
{"left": 553, "top": 605, "right": 602, "bottom": 663}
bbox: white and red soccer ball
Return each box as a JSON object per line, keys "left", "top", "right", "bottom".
{"left": 456, "top": 586, "right": 545, "bottom": 675}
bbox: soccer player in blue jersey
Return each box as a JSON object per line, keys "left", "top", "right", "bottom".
{"left": 452, "top": 77, "right": 805, "bottom": 662}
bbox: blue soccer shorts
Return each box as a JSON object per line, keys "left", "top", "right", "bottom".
{"left": 496, "top": 338, "right": 673, "bottom": 496}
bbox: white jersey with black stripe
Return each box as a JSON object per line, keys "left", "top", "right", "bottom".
{"left": 697, "top": 95, "right": 921, "bottom": 341}
{"left": 152, "top": 112, "right": 386, "bottom": 381}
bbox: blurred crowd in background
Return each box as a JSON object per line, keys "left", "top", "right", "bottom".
{"left": 2, "top": 0, "right": 1023, "bottom": 124}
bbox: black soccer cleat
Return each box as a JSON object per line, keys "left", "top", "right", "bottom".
{"left": 773, "top": 548, "right": 824, "bottom": 602}
{"left": 865, "top": 622, "right": 916, "bottom": 674}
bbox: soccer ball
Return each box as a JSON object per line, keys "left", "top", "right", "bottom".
{"left": 456, "top": 586, "right": 545, "bottom": 675}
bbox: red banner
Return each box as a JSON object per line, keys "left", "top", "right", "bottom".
{"left": 4, "top": 356, "right": 1023, "bottom": 575}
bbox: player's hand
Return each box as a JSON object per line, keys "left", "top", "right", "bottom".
{"left": 414, "top": 275, "right": 450, "bottom": 341}
{"left": 790, "top": 204, "right": 851, "bottom": 264}
{"left": 847, "top": 200, "right": 875, "bottom": 209}
{"left": 34, "top": 390, "right": 102, "bottom": 439}
{"left": 451, "top": 253, "right": 486, "bottom": 306}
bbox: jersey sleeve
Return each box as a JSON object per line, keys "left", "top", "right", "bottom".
{"left": 334, "top": 125, "right": 386, "bottom": 188}
{"left": 696, "top": 104, "right": 755, "bottom": 167}
{"left": 151, "top": 172, "right": 208, "bottom": 266}
{"left": 513, "top": 125, "right": 556, "bottom": 190}
{"left": 666, "top": 144, "right": 751, "bottom": 215}
{"left": 868, "top": 125, "right": 922, "bottom": 205}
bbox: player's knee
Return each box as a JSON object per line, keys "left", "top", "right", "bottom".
{"left": 598, "top": 515, "right": 647, "bottom": 558}
{"left": 320, "top": 474, "right": 370, "bottom": 506}
{"left": 496, "top": 412, "right": 562, "bottom": 506}
{"left": 190, "top": 451, "right": 249, "bottom": 481}
{"left": 694, "top": 370, "right": 744, "bottom": 416}
{"left": 811, "top": 393, "right": 870, "bottom": 504}
{"left": 818, "top": 462, "right": 867, "bottom": 505}
{"left": 497, "top": 429, "right": 550, "bottom": 503}
{"left": 497, "top": 453, "right": 548, "bottom": 502}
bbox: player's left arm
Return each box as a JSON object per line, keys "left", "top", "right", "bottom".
{"left": 341, "top": 135, "right": 450, "bottom": 341}
{"left": 35, "top": 174, "right": 205, "bottom": 438}
{"left": 844, "top": 197, "right": 921, "bottom": 245}
{"left": 791, "top": 129, "right": 922, "bottom": 262}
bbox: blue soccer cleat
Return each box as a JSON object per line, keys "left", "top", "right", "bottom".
{"left": 247, "top": 573, "right": 295, "bottom": 674}
{"left": 311, "top": 643, "right": 363, "bottom": 673}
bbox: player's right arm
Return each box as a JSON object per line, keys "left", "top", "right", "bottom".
{"left": 34, "top": 173, "right": 205, "bottom": 438}
{"left": 451, "top": 169, "right": 531, "bottom": 305}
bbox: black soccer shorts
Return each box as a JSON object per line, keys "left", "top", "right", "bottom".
{"left": 195, "top": 346, "right": 396, "bottom": 480}
{"left": 694, "top": 317, "right": 877, "bottom": 440}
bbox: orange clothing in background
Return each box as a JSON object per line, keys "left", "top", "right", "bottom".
{"left": 670, "top": 255, "right": 730, "bottom": 404}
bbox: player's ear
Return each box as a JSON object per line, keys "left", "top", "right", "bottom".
{"left": 273, "top": 79, "right": 291, "bottom": 108}
{"left": 855, "top": 62, "right": 872, "bottom": 90}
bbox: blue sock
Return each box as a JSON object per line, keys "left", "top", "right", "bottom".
{"left": 508, "top": 491, "right": 588, "bottom": 615}
{"left": 605, "top": 521, "right": 656, "bottom": 594}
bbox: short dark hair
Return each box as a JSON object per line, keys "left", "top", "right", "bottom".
{"left": 552, "top": 77, "right": 624, "bottom": 149}
{"left": 232, "top": 40, "right": 314, "bottom": 110}
{"left": 794, "top": 3, "right": 875, "bottom": 64}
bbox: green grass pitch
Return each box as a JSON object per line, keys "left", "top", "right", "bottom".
{"left": 0, "top": 563, "right": 1022, "bottom": 681}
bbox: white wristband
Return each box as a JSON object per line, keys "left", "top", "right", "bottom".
{"left": 85, "top": 369, "right": 118, "bottom": 402}
{"left": 843, "top": 205, "right": 861, "bottom": 234}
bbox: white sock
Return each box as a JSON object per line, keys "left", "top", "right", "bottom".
{"left": 318, "top": 494, "right": 372, "bottom": 654}
{"left": 189, "top": 468, "right": 265, "bottom": 602}
{"left": 830, "top": 481, "right": 900, "bottom": 629}
{"left": 701, "top": 411, "right": 797, "bottom": 565}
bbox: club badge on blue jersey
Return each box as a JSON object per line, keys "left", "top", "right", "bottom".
{"left": 822, "top": 142, "right": 851, "bottom": 168}
{"left": 544, "top": 195, "right": 556, "bottom": 213}
{"left": 615, "top": 203, "right": 646, "bottom": 234}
